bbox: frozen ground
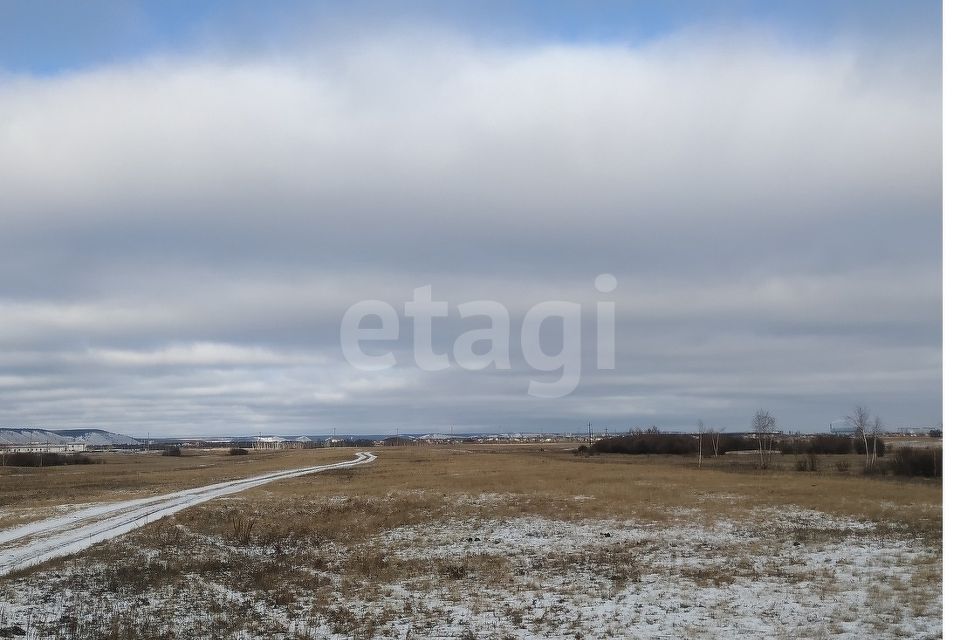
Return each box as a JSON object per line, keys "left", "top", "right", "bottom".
{"left": 0, "top": 492, "right": 941, "bottom": 639}
{"left": 365, "top": 506, "right": 939, "bottom": 638}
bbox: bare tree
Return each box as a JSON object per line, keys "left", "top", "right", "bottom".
{"left": 752, "top": 409, "right": 776, "bottom": 469}
{"left": 847, "top": 406, "right": 872, "bottom": 470}
{"left": 697, "top": 419, "right": 705, "bottom": 469}
{"left": 870, "top": 416, "right": 883, "bottom": 467}
{"left": 709, "top": 427, "right": 724, "bottom": 458}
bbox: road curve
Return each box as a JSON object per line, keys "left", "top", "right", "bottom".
{"left": 0, "top": 451, "right": 377, "bottom": 577}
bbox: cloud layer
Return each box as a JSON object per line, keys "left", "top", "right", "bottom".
{"left": 0, "top": 28, "right": 941, "bottom": 435}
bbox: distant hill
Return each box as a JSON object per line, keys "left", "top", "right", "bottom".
{"left": 0, "top": 427, "right": 140, "bottom": 447}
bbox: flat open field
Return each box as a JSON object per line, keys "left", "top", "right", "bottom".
{"left": 0, "top": 448, "right": 355, "bottom": 530}
{"left": 0, "top": 446, "right": 942, "bottom": 639}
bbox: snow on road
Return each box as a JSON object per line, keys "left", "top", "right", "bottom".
{"left": 0, "top": 451, "right": 376, "bottom": 576}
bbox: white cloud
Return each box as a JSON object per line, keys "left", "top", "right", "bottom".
{"left": 0, "top": 33, "right": 938, "bottom": 226}
{"left": 0, "top": 28, "right": 941, "bottom": 433}
{"left": 82, "top": 342, "right": 320, "bottom": 367}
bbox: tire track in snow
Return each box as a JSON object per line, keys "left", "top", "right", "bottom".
{"left": 0, "top": 451, "right": 376, "bottom": 576}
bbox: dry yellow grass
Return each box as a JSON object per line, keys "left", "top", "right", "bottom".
{"left": 0, "top": 445, "right": 942, "bottom": 639}
{"left": 0, "top": 445, "right": 941, "bottom": 533}
{"left": 0, "top": 447, "right": 351, "bottom": 529}
{"left": 249, "top": 446, "right": 941, "bottom": 533}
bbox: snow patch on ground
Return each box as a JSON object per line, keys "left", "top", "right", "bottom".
{"left": 368, "top": 513, "right": 938, "bottom": 639}
{"left": 0, "top": 494, "right": 941, "bottom": 639}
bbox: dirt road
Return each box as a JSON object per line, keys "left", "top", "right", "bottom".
{"left": 0, "top": 451, "right": 376, "bottom": 576}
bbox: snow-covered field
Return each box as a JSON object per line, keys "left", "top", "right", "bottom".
{"left": 374, "top": 509, "right": 939, "bottom": 638}
{"left": 0, "top": 491, "right": 941, "bottom": 639}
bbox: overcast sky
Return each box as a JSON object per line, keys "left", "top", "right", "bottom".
{"left": 0, "top": 1, "right": 942, "bottom": 436}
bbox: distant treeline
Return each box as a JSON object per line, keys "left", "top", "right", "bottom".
{"left": 585, "top": 429, "right": 944, "bottom": 478}
{"left": 779, "top": 435, "right": 885, "bottom": 457}
{"left": 589, "top": 431, "right": 885, "bottom": 457}
{"left": 0, "top": 452, "right": 96, "bottom": 467}
{"left": 590, "top": 431, "right": 751, "bottom": 456}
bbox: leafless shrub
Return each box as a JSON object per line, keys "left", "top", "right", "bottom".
{"left": 886, "top": 447, "right": 942, "bottom": 478}
{"left": 321, "top": 605, "right": 362, "bottom": 636}
{"left": 795, "top": 452, "right": 819, "bottom": 472}
{"left": 151, "top": 517, "right": 183, "bottom": 547}
{"left": 229, "top": 511, "right": 256, "bottom": 545}
{"left": 343, "top": 547, "right": 393, "bottom": 581}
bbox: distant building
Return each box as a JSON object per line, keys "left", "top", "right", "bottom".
{"left": 253, "top": 436, "right": 306, "bottom": 450}
{"left": 0, "top": 442, "right": 87, "bottom": 453}
{"left": 829, "top": 420, "right": 857, "bottom": 435}
{"left": 894, "top": 426, "right": 938, "bottom": 436}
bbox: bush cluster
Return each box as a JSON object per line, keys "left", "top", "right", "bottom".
{"left": 853, "top": 436, "right": 886, "bottom": 457}
{"left": 778, "top": 435, "right": 885, "bottom": 457}
{"left": 590, "top": 431, "right": 891, "bottom": 461}
{"left": 887, "top": 447, "right": 941, "bottom": 478}
{"left": 591, "top": 432, "right": 697, "bottom": 455}
{"left": 778, "top": 435, "right": 849, "bottom": 455}
{"left": 585, "top": 430, "right": 938, "bottom": 480}
{"left": 794, "top": 452, "right": 819, "bottom": 472}
{"left": 590, "top": 430, "right": 755, "bottom": 456}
